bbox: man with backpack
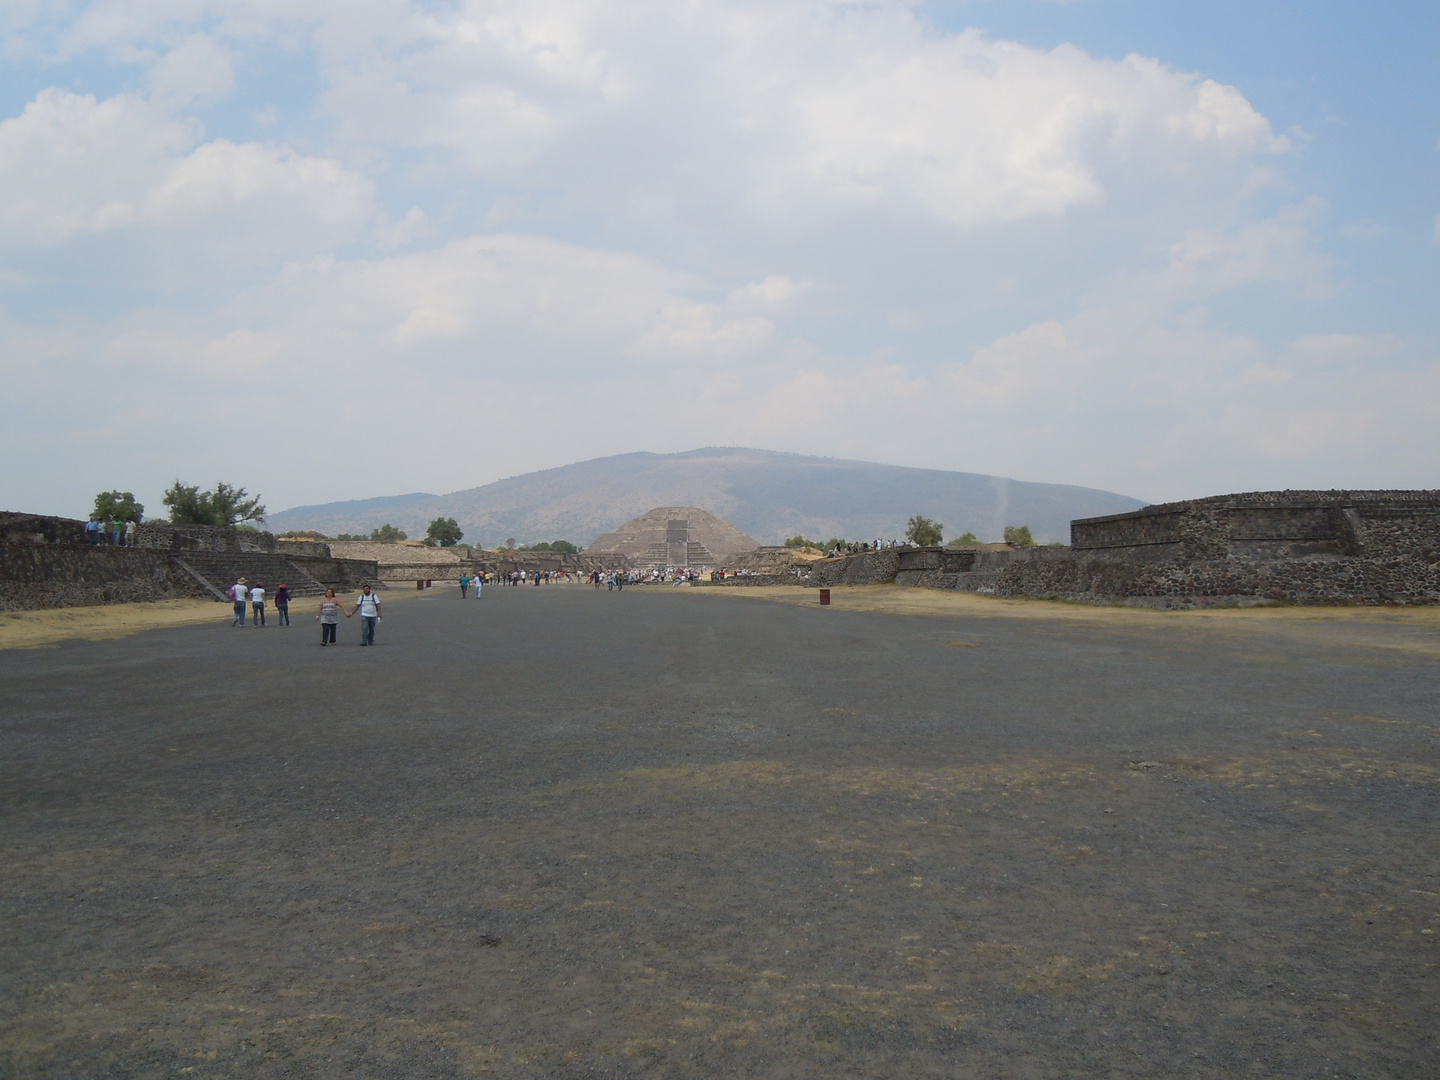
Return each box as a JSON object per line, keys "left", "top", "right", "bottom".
{"left": 351, "top": 586, "right": 382, "bottom": 646}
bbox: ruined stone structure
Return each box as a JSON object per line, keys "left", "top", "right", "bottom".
{"left": 586, "top": 507, "right": 759, "bottom": 568}
{"left": 0, "top": 514, "right": 381, "bottom": 611}
{"left": 731, "top": 491, "right": 1440, "bottom": 606}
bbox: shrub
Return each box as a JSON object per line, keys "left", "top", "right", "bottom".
{"left": 1004, "top": 525, "right": 1036, "bottom": 547}
{"left": 370, "top": 524, "right": 407, "bottom": 542}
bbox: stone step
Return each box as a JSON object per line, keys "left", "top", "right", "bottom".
{"left": 174, "top": 553, "right": 328, "bottom": 598}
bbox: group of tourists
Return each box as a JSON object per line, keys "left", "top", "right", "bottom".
{"left": 228, "top": 578, "right": 288, "bottom": 628}
{"left": 499, "top": 569, "right": 570, "bottom": 586}
{"left": 86, "top": 518, "right": 136, "bottom": 546}
{"left": 827, "top": 539, "right": 899, "bottom": 557}
{"left": 227, "top": 577, "right": 382, "bottom": 647}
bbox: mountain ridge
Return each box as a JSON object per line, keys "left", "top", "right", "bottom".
{"left": 265, "top": 447, "right": 1148, "bottom": 546}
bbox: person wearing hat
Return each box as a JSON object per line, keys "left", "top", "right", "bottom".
{"left": 230, "top": 577, "right": 248, "bottom": 626}
{"left": 249, "top": 581, "right": 267, "bottom": 627}
{"left": 274, "top": 583, "right": 291, "bottom": 627}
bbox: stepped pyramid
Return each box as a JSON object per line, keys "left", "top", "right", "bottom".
{"left": 586, "top": 507, "right": 759, "bottom": 567}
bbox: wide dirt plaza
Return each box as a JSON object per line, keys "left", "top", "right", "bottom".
{"left": 2, "top": 584, "right": 1436, "bottom": 1078}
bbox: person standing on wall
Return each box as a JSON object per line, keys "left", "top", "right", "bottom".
{"left": 250, "top": 581, "right": 267, "bottom": 627}
{"left": 231, "top": 578, "right": 248, "bottom": 626}
{"left": 317, "top": 588, "right": 341, "bottom": 646}
{"left": 274, "top": 583, "right": 291, "bottom": 627}
{"left": 350, "top": 585, "right": 382, "bottom": 646}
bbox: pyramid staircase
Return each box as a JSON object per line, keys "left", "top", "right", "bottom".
{"left": 170, "top": 552, "right": 330, "bottom": 601}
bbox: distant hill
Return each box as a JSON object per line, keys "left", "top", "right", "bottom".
{"left": 265, "top": 447, "right": 1148, "bottom": 547}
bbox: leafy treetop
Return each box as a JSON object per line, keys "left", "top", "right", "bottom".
{"left": 425, "top": 517, "right": 464, "bottom": 547}
{"left": 162, "top": 481, "right": 265, "bottom": 527}
{"left": 92, "top": 490, "right": 144, "bottom": 523}
{"left": 1004, "top": 525, "right": 1036, "bottom": 547}
{"left": 946, "top": 531, "right": 979, "bottom": 547}
{"left": 905, "top": 515, "right": 944, "bottom": 547}
{"left": 370, "top": 524, "right": 407, "bottom": 542}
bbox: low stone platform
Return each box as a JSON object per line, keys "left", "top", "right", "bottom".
{"left": 773, "top": 491, "right": 1440, "bottom": 606}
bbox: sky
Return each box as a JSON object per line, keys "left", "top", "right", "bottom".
{"left": 1, "top": 0, "right": 1436, "bottom": 519}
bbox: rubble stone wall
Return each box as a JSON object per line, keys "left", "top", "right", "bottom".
{"left": 133, "top": 523, "right": 278, "bottom": 553}
{"left": 0, "top": 542, "right": 202, "bottom": 610}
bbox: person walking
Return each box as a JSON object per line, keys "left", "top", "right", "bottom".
{"left": 274, "top": 583, "right": 291, "bottom": 626}
{"left": 474, "top": 570, "right": 483, "bottom": 599}
{"left": 460, "top": 573, "right": 470, "bottom": 599}
{"left": 230, "top": 578, "right": 248, "bottom": 626}
{"left": 250, "top": 581, "right": 267, "bottom": 627}
{"left": 350, "top": 585, "right": 382, "bottom": 646}
{"left": 317, "top": 588, "right": 341, "bottom": 646}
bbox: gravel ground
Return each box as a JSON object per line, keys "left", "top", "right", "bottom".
{"left": 1, "top": 584, "right": 1437, "bottom": 1078}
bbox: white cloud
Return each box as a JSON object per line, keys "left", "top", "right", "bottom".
{"left": 0, "top": 0, "right": 1424, "bottom": 520}
{"left": 1157, "top": 197, "right": 1334, "bottom": 300}
{"left": 0, "top": 88, "right": 375, "bottom": 260}
{"left": 148, "top": 31, "right": 234, "bottom": 109}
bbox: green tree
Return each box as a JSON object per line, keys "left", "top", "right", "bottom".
{"left": 91, "top": 490, "right": 144, "bottom": 523}
{"left": 783, "top": 534, "right": 820, "bottom": 550}
{"left": 369, "top": 523, "right": 407, "bottom": 542}
{"left": 548, "top": 539, "right": 578, "bottom": 554}
{"left": 161, "top": 480, "right": 265, "bottom": 526}
{"left": 532, "top": 541, "right": 552, "bottom": 551}
{"left": 426, "top": 516, "right": 463, "bottom": 547}
{"left": 279, "top": 530, "right": 329, "bottom": 540}
{"left": 905, "top": 515, "right": 944, "bottom": 547}
{"left": 946, "top": 531, "right": 979, "bottom": 547}
{"left": 1004, "top": 525, "right": 1036, "bottom": 547}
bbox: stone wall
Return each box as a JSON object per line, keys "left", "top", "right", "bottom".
{"left": 987, "top": 553, "right": 1440, "bottom": 607}
{"left": 800, "top": 548, "right": 902, "bottom": 587}
{"left": 0, "top": 512, "right": 89, "bottom": 545}
{"left": 0, "top": 542, "right": 204, "bottom": 611}
{"left": 1072, "top": 491, "right": 1440, "bottom": 564}
{"left": 133, "top": 523, "right": 278, "bottom": 553}
{"left": 785, "top": 490, "right": 1440, "bottom": 608}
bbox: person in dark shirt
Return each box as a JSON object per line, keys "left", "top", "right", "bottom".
{"left": 274, "top": 584, "right": 292, "bottom": 627}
